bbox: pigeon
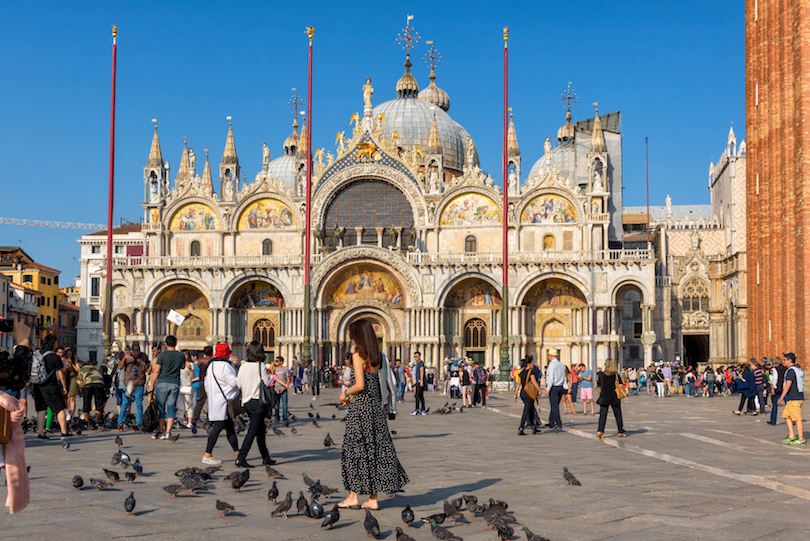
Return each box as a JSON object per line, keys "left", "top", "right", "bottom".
{"left": 265, "top": 466, "right": 282, "bottom": 479}
{"left": 273, "top": 427, "right": 284, "bottom": 436}
{"left": 90, "top": 478, "right": 113, "bottom": 490}
{"left": 224, "top": 471, "right": 242, "bottom": 481}
{"left": 132, "top": 458, "right": 143, "bottom": 475}
{"left": 323, "top": 433, "right": 335, "bottom": 448}
{"left": 125, "top": 472, "right": 137, "bottom": 484}
{"left": 449, "top": 497, "right": 463, "bottom": 510}
{"left": 364, "top": 508, "right": 381, "bottom": 538}
{"left": 491, "top": 499, "right": 509, "bottom": 510}
{"left": 271, "top": 491, "right": 293, "bottom": 519}
{"left": 303, "top": 473, "right": 316, "bottom": 487}
{"left": 296, "top": 491, "right": 309, "bottom": 515}
{"left": 291, "top": 427, "right": 298, "bottom": 435}
{"left": 267, "top": 481, "right": 279, "bottom": 503}
{"left": 216, "top": 499, "right": 235, "bottom": 518}
{"left": 332, "top": 414, "right": 336, "bottom": 419}
{"left": 396, "top": 527, "right": 417, "bottom": 541}
{"left": 62, "top": 441, "right": 70, "bottom": 452}
{"left": 316, "top": 413, "right": 320, "bottom": 420}
{"left": 321, "top": 503, "right": 340, "bottom": 528}
{"left": 483, "top": 506, "right": 507, "bottom": 530}
{"left": 162, "top": 484, "right": 184, "bottom": 497}
{"left": 115, "top": 435, "right": 123, "bottom": 448}
{"left": 167, "top": 433, "right": 180, "bottom": 442}
{"left": 521, "top": 527, "right": 550, "bottom": 541}
{"left": 103, "top": 468, "right": 120, "bottom": 482}
{"left": 72, "top": 475, "right": 84, "bottom": 490}
{"left": 391, "top": 430, "right": 397, "bottom": 435}
{"left": 320, "top": 484, "right": 340, "bottom": 498}
{"left": 124, "top": 491, "right": 136, "bottom": 515}
{"left": 284, "top": 419, "right": 290, "bottom": 427}
{"left": 308, "top": 494, "right": 324, "bottom": 519}
{"left": 563, "top": 467, "right": 581, "bottom": 486}
{"left": 488, "top": 500, "right": 515, "bottom": 521}
{"left": 401, "top": 504, "right": 415, "bottom": 527}
{"left": 119, "top": 453, "right": 132, "bottom": 468}
{"left": 422, "top": 513, "right": 448, "bottom": 525}
{"left": 430, "top": 520, "right": 463, "bottom": 541}
{"left": 309, "top": 479, "right": 323, "bottom": 494}
{"left": 290, "top": 414, "right": 298, "bottom": 421}
{"left": 312, "top": 420, "right": 321, "bottom": 428}
{"left": 468, "top": 502, "right": 485, "bottom": 516}
{"left": 308, "top": 412, "right": 314, "bottom": 418}
{"left": 310, "top": 404, "right": 314, "bottom": 409}
{"left": 232, "top": 471, "right": 248, "bottom": 492}
{"left": 111, "top": 450, "right": 122, "bottom": 466}
{"left": 443, "top": 500, "right": 464, "bottom": 523}
{"left": 495, "top": 523, "right": 514, "bottom": 540}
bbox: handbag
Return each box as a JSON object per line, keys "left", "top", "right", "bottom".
{"left": 0, "top": 406, "right": 11, "bottom": 445}
{"left": 211, "top": 360, "right": 244, "bottom": 418}
{"left": 615, "top": 375, "right": 627, "bottom": 400}
{"left": 523, "top": 370, "right": 540, "bottom": 400}
{"left": 258, "top": 363, "right": 276, "bottom": 415}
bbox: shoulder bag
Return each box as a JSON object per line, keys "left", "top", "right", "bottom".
{"left": 615, "top": 374, "right": 627, "bottom": 400}
{"left": 258, "top": 363, "right": 276, "bottom": 415}
{"left": 523, "top": 370, "right": 540, "bottom": 400}
{"left": 0, "top": 406, "right": 11, "bottom": 445}
{"left": 211, "top": 360, "right": 244, "bottom": 418}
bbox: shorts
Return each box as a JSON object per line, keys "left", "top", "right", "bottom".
{"left": 580, "top": 387, "right": 593, "bottom": 401}
{"left": 155, "top": 382, "right": 180, "bottom": 420}
{"left": 782, "top": 400, "right": 803, "bottom": 421}
{"left": 32, "top": 383, "right": 66, "bottom": 413}
{"left": 82, "top": 383, "right": 107, "bottom": 413}
{"left": 461, "top": 385, "right": 470, "bottom": 393}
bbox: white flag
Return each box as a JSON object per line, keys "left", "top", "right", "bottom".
{"left": 166, "top": 309, "right": 186, "bottom": 327}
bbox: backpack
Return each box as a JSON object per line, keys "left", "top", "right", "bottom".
{"left": 789, "top": 366, "right": 805, "bottom": 393}
{"left": 30, "top": 349, "right": 54, "bottom": 384}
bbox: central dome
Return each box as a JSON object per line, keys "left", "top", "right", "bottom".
{"left": 372, "top": 97, "right": 474, "bottom": 172}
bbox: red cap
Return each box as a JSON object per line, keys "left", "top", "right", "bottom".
{"left": 215, "top": 343, "right": 232, "bottom": 359}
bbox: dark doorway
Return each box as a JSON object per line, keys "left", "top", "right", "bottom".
{"left": 682, "top": 334, "right": 709, "bottom": 368}
{"left": 466, "top": 350, "right": 485, "bottom": 366}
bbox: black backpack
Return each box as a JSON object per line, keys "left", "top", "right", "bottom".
{"left": 141, "top": 391, "right": 158, "bottom": 432}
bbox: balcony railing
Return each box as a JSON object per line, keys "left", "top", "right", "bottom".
{"left": 587, "top": 213, "right": 610, "bottom": 222}
{"left": 89, "top": 295, "right": 100, "bottom": 305}
{"left": 113, "top": 254, "right": 312, "bottom": 269}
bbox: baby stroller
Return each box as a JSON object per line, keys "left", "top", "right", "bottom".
{"left": 448, "top": 363, "right": 461, "bottom": 399}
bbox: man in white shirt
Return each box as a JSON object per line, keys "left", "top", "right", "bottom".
{"left": 545, "top": 349, "right": 566, "bottom": 429}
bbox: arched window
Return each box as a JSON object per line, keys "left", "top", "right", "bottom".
{"left": 190, "top": 240, "right": 201, "bottom": 257}
{"left": 464, "top": 318, "right": 487, "bottom": 349}
{"left": 262, "top": 239, "right": 273, "bottom": 256}
{"left": 177, "top": 315, "right": 205, "bottom": 338}
{"left": 682, "top": 280, "right": 709, "bottom": 312}
{"left": 253, "top": 319, "right": 275, "bottom": 348}
{"left": 464, "top": 235, "right": 477, "bottom": 253}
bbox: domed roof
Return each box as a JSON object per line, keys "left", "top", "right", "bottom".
{"left": 373, "top": 97, "right": 473, "bottom": 171}
{"left": 267, "top": 154, "right": 297, "bottom": 189}
{"left": 418, "top": 68, "right": 450, "bottom": 112}
{"left": 528, "top": 144, "right": 574, "bottom": 181}
{"left": 557, "top": 110, "right": 575, "bottom": 143}
{"left": 283, "top": 117, "right": 302, "bottom": 155}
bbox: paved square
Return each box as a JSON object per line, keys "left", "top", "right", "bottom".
{"left": 3, "top": 388, "right": 810, "bottom": 540}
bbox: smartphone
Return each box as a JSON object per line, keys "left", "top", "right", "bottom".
{"left": 0, "top": 319, "right": 13, "bottom": 333}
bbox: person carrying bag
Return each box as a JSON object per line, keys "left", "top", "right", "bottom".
{"left": 202, "top": 343, "right": 240, "bottom": 465}
{"left": 235, "top": 341, "right": 276, "bottom": 468}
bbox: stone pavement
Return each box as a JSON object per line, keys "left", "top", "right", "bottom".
{"left": 2, "top": 387, "right": 810, "bottom": 540}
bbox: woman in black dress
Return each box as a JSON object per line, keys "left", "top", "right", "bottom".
{"left": 338, "top": 318, "right": 408, "bottom": 510}
{"left": 514, "top": 357, "right": 541, "bottom": 435}
{"left": 596, "top": 359, "right": 626, "bottom": 438}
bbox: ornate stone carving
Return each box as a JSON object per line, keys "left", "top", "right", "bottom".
{"left": 595, "top": 272, "right": 607, "bottom": 293}
{"left": 682, "top": 310, "right": 709, "bottom": 329}
{"left": 329, "top": 299, "right": 400, "bottom": 342}
{"left": 421, "top": 274, "right": 435, "bottom": 294}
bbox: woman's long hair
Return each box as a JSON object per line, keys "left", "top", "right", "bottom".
{"left": 348, "top": 318, "right": 381, "bottom": 368}
{"left": 245, "top": 340, "right": 265, "bottom": 363}
{"left": 604, "top": 359, "right": 618, "bottom": 375}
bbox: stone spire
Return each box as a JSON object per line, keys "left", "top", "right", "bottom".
{"left": 589, "top": 105, "right": 606, "bottom": 153}
{"left": 427, "top": 109, "right": 442, "bottom": 155}
{"left": 146, "top": 124, "right": 163, "bottom": 167}
{"left": 507, "top": 112, "right": 520, "bottom": 158}
{"left": 296, "top": 119, "right": 308, "bottom": 160}
{"left": 177, "top": 141, "right": 190, "bottom": 181}
{"left": 200, "top": 150, "right": 213, "bottom": 194}
{"left": 222, "top": 117, "right": 238, "bottom": 165}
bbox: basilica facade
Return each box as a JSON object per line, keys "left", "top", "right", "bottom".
{"left": 76, "top": 54, "right": 657, "bottom": 373}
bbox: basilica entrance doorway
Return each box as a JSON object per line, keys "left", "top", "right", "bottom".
{"left": 683, "top": 334, "right": 709, "bottom": 368}
{"left": 253, "top": 319, "right": 275, "bottom": 363}
{"left": 463, "top": 318, "right": 487, "bottom": 365}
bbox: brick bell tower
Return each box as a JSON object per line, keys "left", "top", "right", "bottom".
{"left": 746, "top": 0, "right": 810, "bottom": 367}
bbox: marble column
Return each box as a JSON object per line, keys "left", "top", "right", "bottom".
{"left": 375, "top": 227, "right": 384, "bottom": 248}
{"left": 354, "top": 227, "right": 364, "bottom": 246}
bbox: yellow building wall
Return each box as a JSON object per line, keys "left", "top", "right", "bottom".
{"left": 3, "top": 267, "right": 60, "bottom": 344}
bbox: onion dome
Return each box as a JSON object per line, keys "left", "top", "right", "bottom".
{"left": 283, "top": 117, "right": 302, "bottom": 155}
{"left": 557, "top": 110, "right": 575, "bottom": 143}
{"left": 267, "top": 117, "right": 301, "bottom": 190}
{"left": 418, "top": 66, "right": 450, "bottom": 112}
{"left": 396, "top": 55, "right": 420, "bottom": 98}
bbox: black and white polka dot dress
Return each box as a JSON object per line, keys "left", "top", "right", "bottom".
{"left": 341, "top": 371, "right": 409, "bottom": 494}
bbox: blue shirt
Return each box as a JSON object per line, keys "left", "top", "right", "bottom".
{"left": 192, "top": 363, "right": 200, "bottom": 389}
{"left": 784, "top": 367, "right": 805, "bottom": 401}
{"left": 415, "top": 360, "right": 425, "bottom": 385}
{"left": 580, "top": 369, "right": 593, "bottom": 389}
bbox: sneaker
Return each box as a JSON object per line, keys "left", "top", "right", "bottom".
{"left": 420, "top": 410, "right": 427, "bottom": 416}
{"left": 409, "top": 410, "right": 419, "bottom": 416}
{"left": 152, "top": 432, "right": 162, "bottom": 440}
{"left": 782, "top": 436, "right": 797, "bottom": 444}
{"left": 311, "top": 397, "right": 317, "bottom": 401}
{"left": 202, "top": 456, "right": 222, "bottom": 465}
{"left": 131, "top": 425, "right": 141, "bottom": 432}
{"left": 117, "top": 425, "right": 125, "bottom": 432}
{"left": 790, "top": 438, "right": 807, "bottom": 445}
{"left": 159, "top": 432, "right": 171, "bottom": 440}
{"left": 37, "top": 434, "right": 50, "bottom": 440}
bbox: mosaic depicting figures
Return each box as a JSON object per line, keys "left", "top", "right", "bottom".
{"left": 170, "top": 204, "right": 218, "bottom": 231}
{"left": 524, "top": 279, "right": 585, "bottom": 307}
{"left": 326, "top": 265, "right": 404, "bottom": 306}
{"left": 238, "top": 198, "right": 296, "bottom": 230}
{"left": 445, "top": 280, "right": 502, "bottom": 308}
{"left": 440, "top": 193, "right": 502, "bottom": 226}
{"left": 156, "top": 285, "right": 209, "bottom": 310}
{"left": 232, "top": 282, "right": 286, "bottom": 309}
{"left": 521, "top": 194, "right": 577, "bottom": 224}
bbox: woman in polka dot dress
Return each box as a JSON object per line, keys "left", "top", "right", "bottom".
{"left": 338, "top": 318, "right": 408, "bottom": 510}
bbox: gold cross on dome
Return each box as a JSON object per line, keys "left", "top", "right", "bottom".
{"left": 560, "top": 82, "right": 578, "bottom": 112}
{"left": 289, "top": 87, "right": 304, "bottom": 118}
{"left": 424, "top": 40, "right": 441, "bottom": 70}
{"left": 397, "top": 15, "right": 420, "bottom": 54}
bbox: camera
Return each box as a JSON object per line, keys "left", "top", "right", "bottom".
{"left": 0, "top": 319, "right": 13, "bottom": 333}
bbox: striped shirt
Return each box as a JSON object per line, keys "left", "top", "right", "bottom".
{"left": 753, "top": 367, "right": 764, "bottom": 386}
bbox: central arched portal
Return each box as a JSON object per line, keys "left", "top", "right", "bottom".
{"left": 441, "top": 277, "right": 502, "bottom": 368}
{"left": 522, "top": 278, "right": 587, "bottom": 367}
{"left": 228, "top": 280, "right": 285, "bottom": 361}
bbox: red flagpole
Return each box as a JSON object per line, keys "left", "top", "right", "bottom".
{"left": 104, "top": 25, "right": 117, "bottom": 358}
{"left": 303, "top": 26, "right": 315, "bottom": 368}
{"left": 500, "top": 28, "right": 509, "bottom": 374}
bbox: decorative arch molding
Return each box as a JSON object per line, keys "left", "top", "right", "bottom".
{"left": 144, "top": 276, "right": 213, "bottom": 309}
{"left": 435, "top": 187, "right": 503, "bottom": 227}
{"left": 435, "top": 271, "right": 504, "bottom": 307}
{"left": 514, "top": 272, "right": 591, "bottom": 306}
{"left": 312, "top": 246, "right": 422, "bottom": 308}
{"left": 311, "top": 164, "right": 426, "bottom": 229}
{"left": 610, "top": 278, "right": 652, "bottom": 304}
{"left": 516, "top": 186, "right": 585, "bottom": 224}
{"left": 678, "top": 275, "right": 710, "bottom": 300}
{"left": 163, "top": 196, "right": 224, "bottom": 231}
{"left": 231, "top": 191, "right": 301, "bottom": 232}
{"left": 331, "top": 301, "right": 401, "bottom": 343}
{"left": 218, "top": 273, "right": 293, "bottom": 308}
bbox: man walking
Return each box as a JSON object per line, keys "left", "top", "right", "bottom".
{"left": 778, "top": 352, "right": 805, "bottom": 445}
{"left": 31, "top": 333, "right": 70, "bottom": 439}
{"left": 578, "top": 363, "right": 595, "bottom": 415}
{"left": 473, "top": 361, "right": 488, "bottom": 408}
{"left": 411, "top": 351, "right": 426, "bottom": 415}
{"left": 310, "top": 357, "right": 320, "bottom": 401}
{"left": 545, "top": 349, "right": 566, "bottom": 429}
{"left": 769, "top": 356, "right": 788, "bottom": 425}
{"left": 148, "top": 335, "right": 184, "bottom": 440}
{"left": 272, "top": 356, "right": 290, "bottom": 422}
{"left": 190, "top": 345, "right": 212, "bottom": 432}
{"left": 394, "top": 359, "right": 406, "bottom": 402}
{"left": 751, "top": 359, "right": 767, "bottom": 414}
{"left": 570, "top": 364, "right": 580, "bottom": 403}
{"left": 661, "top": 363, "right": 672, "bottom": 396}
{"left": 117, "top": 343, "right": 150, "bottom": 431}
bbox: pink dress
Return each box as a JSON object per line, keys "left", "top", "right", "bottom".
{"left": 0, "top": 392, "right": 29, "bottom": 514}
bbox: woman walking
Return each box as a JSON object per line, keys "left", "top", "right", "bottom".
{"left": 561, "top": 365, "right": 577, "bottom": 415}
{"left": 338, "top": 319, "right": 407, "bottom": 510}
{"left": 179, "top": 354, "right": 194, "bottom": 426}
{"left": 515, "top": 357, "right": 542, "bottom": 435}
{"left": 202, "top": 343, "right": 240, "bottom": 465}
{"left": 235, "top": 341, "right": 275, "bottom": 468}
{"left": 596, "top": 359, "right": 626, "bottom": 438}
{"left": 64, "top": 348, "right": 81, "bottom": 420}
{"left": 733, "top": 365, "right": 757, "bottom": 415}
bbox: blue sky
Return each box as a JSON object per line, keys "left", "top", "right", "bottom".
{"left": 0, "top": 1, "right": 743, "bottom": 280}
